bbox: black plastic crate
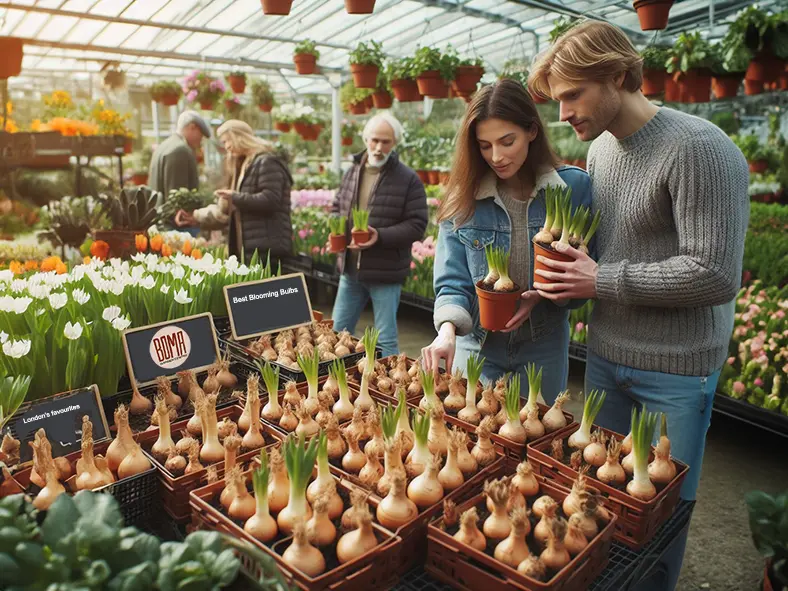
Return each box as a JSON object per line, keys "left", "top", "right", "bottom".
{"left": 103, "top": 465, "right": 159, "bottom": 529}
{"left": 712, "top": 393, "right": 788, "bottom": 438}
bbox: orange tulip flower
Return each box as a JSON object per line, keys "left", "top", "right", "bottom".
{"left": 8, "top": 261, "right": 23, "bottom": 275}
{"left": 135, "top": 234, "right": 148, "bottom": 252}
{"left": 24, "top": 260, "right": 39, "bottom": 271}
{"left": 161, "top": 243, "right": 173, "bottom": 258}
{"left": 40, "top": 256, "right": 62, "bottom": 272}
{"left": 191, "top": 249, "right": 203, "bottom": 260}
{"left": 90, "top": 240, "right": 110, "bottom": 260}
{"left": 181, "top": 240, "right": 192, "bottom": 256}
{"left": 55, "top": 262, "right": 67, "bottom": 274}
{"left": 149, "top": 234, "right": 163, "bottom": 252}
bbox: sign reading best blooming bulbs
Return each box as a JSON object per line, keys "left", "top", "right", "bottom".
{"left": 122, "top": 313, "right": 220, "bottom": 387}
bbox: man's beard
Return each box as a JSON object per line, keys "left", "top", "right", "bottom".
{"left": 367, "top": 150, "right": 390, "bottom": 168}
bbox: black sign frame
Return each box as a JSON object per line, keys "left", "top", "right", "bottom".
{"left": 223, "top": 273, "right": 314, "bottom": 341}
{"left": 121, "top": 312, "right": 221, "bottom": 388}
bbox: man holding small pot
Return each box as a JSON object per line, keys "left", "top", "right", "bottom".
{"left": 330, "top": 113, "right": 428, "bottom": 357}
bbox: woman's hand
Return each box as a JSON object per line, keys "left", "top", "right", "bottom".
{"left": 422, "top": 322, "right": 456, "bottom": 375}
{"left": 214, "top": 189, "right": 233, "bottom": 201}
{"left": 174, "top": 209, "right": 196, "bottom": 227}
{"left": 500, "top": 290, "right": 541, "bottom": 333}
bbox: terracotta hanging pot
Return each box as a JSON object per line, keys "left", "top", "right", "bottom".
{"left": 748, "top": 160, "right": 769, "bottom": 174}
{"left": 453, "top": 65, "right": 484, "bottom": 94}
{"left": 345, "top": 0, "right": 375, "bottom": 13}
{"left": 293, "top": 53, "right": 317, "bottom": 75}
{"left": 159, "top": 93, "right": 180, "bottom": 106}
{"left": 664, "top": 75, "right": 680, "bottom": 101}
{"left": 275, "top": 121, "right": 291, "bottom": 133}
{"left": 372, "top": 89, "right": 393, "bottom": 109}
{"left": 261, "top": 0, "right": 293, "bottom": 15}
{"left": 349, "top": 102, "right": 367, "bottom": 115}
{"left": 427, "top": 170, "right": 439, "bottom": 185}
{"left": 416, "top": 170, "right": 430, "bottom": 184}
{"left": 744, "top": 79, "right": 764, "bottom": 96}
{"left": 351, "top": 63, "right": 379, "bottom": 89}
{"left": 228, "top": 75, "right": 246, "bottom": 94}
{"left": 310, "top": 124, "right": 323, "bottom": 140}
{"left": 391, "top": 79, "right": 421, "bottom": 102}
{"left": 124, "top": 138, "right": 133, "bottom": 155}
{"left": 199, "top": 99, "right": 215, "bottom": 110}
{"left": 641, "top": 68, "right": 665, "bottom": 97}
{"left": 0, "top": 37, "right": 23, "bottom": 79}
{"left": 416, "top": 70, "right": 447, "bottom": 98}
{"left": 711, "top": 74, "right": 742, "bottom": 100}
{"left": 341, "top": 136, "right": 353, "bottom": 146}
{"left": 293, "top": 121, "right": 310, "bottom": 138}
{"left": 130, "top": 174, "right": 149, "bottom": 186}
{"left": 690, "top": 69, "right": 711, "bottom": 103}
{"left": 364, "top": 94, "right": 374, "bottom": 109}
{"left": 746, "top": 51, "right": 783, "bottom": 84}
{"left": 475, "top": 281, "right": 521, "bottom": 331}
{"left": 258, "top": 102, "right": 273, "bottom": 112}
{"left": 633, "top": 0, "right": 674, "bottom": 31}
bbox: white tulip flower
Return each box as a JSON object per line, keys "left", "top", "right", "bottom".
{"left": 131, "top": 253, "right": 146, "bottom": 263}
{"left": 64, "top": 321, "right": 83, "bottom": 340}
{"left": 11, "top": 297, "right": 33, "bottom": 314}
{"left": 72, "top": 289, "right": 91, "bottom": 305}
{"left": 10, "top": 279, "right": 26, "bottom": 293}
{"left": 48, "top": 292, "right": 68, "bottom": 310}
{"left": 0, "top": 270, "right": 13, "bottom": 283}
{"left": 224, "top": 256, "right": 239, "bottom": 273}
{"left": 187, "top": 273, "right": 204, "bottom": 287}
{"left": 3, "top": 338, "right": 31, "bottom": 358}
{"left": 173, "top": 288, "right": 193, "bottom": 304}
{"left": 139, "top": 275, "right": 156, "bottom": 290}
{"left": 103, "top": 305, "right": 122, "bottom": 322}
{"left": 110, "top": 282, "right": 125, "bottom": 296}
{"left": 170, "top": 265, "right": 186, "bottom": 280}
{"left": 160, "top": 284, "right": 170, "bottom": 294}
{"left": 235, "top": 265, "right": 250, "bottom": 276}
{"left": 0, "top": 331, "right": 7, "bottom": 344}
{"left": 111, "top": 316, "right": 132, "bottom": 331}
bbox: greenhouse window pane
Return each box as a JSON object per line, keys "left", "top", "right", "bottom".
{"left": 121, "top": 26, "right": 161, "bottom": 50}
{"left": 175, "top": 33, "right": 222, "bottom": 54}
{"left": 11, "top": 12, "right": 49, "bottom": 37}
{"left": 35, "top": 0, "right": 68, "bottom": 8}
{"left": 63, "top": 19, "right": 106, "bottom": 43}
{"left": 212, "top": 0, "right": 262, "bottom": 32}
{"left": 37, "top": 16, "right": 80, "bottom": 41}
{"left": 0, "top": 9, "right": 26, "bottom": 36}
{"left": 121, "top": 0, "right": 166, "bottom": 21}
{"left": 149, "top": 30, "right": 191, "bottom": 52}
{"left": 152, "top": 0, "right": 203, "bottom": 23}
{"left": 205, "top": 36, "right": 245, "bottom": 57}
{"left": 89, "top": 0, "right": 132, "bottom": 17}
{"left": 186, "top": 0, "right": 236, "bottom": 28}
{"left": 60, "top": 0, "right": 99, "bottom": 12}
{"left": 91, "top": 22, "right": 138, "bottom": 46}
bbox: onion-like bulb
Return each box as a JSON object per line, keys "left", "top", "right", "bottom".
{"left": 324, "top": 417, "right": 347, "bottom": 460}
{"left": 242, "top": 393, "right": 266, "bottom": 451}
{"left": 621, "top": 431, "right": 632, "bottom": 456}
{"left": 283, "top": 381, "right": 302, "bottom": 408}
{"left": 563, "top": 466, "right": 589, "bottom": 517}
{"left": 565, "top": 514, "right": 589, "bottom": 556}
{"left": 203, "top": 365, "right": 220, "bottom": 394}
{"left": 364, "top": 408, "right": 386, "bottom": 459}
{"left": 649, "top": 415, "right": 677, "bottom": 485}
{"left": 184, "top": 440, "right": 203, "bottom": 475}
{"left": 454, "top": 507, "right": 486, "bottom": 551}
{"left": 165, "top": 450, "right": 187, "bottom": 476}
{"left": 314, "top": 392, "right": 334, "bottom": 427}
{"left": 454, "top": 430, "right": 478, "bottom": 476}
{"left": 221, "top": 465, "right": 239, "bottom": 510}
{"left": 532, "top": 495, "right": 554, "bottom": 520}
{"left": 523, "top": 407, "right": 545, "bottom": 442}
{"left": 129, "top": 386, "right": 153, "bottom": 415}
{"left": 408, "top": 454, "right": 444, "bottom": 509}
{"left": 471, "top": 417, "right": 497, "bottom": 467}
{"left": 341, "top": 430, "right": 366, "bottom": 474}
{"left": 155, "top": 376, "right": 182, "bottom": 410}
{"left": 574, "top": 496, "right": 600, "bottom": 539}
{"left": 517, "top": 556, "right": 547, "bottom": 581}
{"left": 359, "top": 446, "right": 384, "bottom": 489}
{"left": 186, "top": 388, "right": 205, "bottom": 437}
{"left": 107, "top": 405, "right": 133, "bottom": 473}
{"left": 118, "top": 440, "right": 152, "bottom": 479}
{"left": 583, "top": 429, "right": 607, "bottom": 468}
{"left": 306, "top": 494, "right": 336, "bottom": 547}
{"left": 224, "top": 434, "right": 242, "bottom": 473}
{"left": 377, "top": 470, "right": 419, "bottom": 530}
{"left": 283, "top": 520, "right": 326, "bottom": 577}
{"left": 597, "top": 438, "right": 626, "bottom": 486}
{"left": 337, "top": 499, "right": 379, "bottom": 564}
{"left": 540, "top": 519, "right": 571, "bottom": 571}
{"left": 198, "top": 395, "right": 224, "bottom": 464}
{"left": 279, "top": 405, "right": 298, "bottom": 432}
{"left": 177, "top": 371, "right": 191, "bottom": 397}
{"left": 621, "top": 446, "right": 635, "bottom": 476}
{"left": 217, "top": 418, "right": 237, "bottom": 442}
{"left": 438, "top": 429, "right": 464, "bottom": 492}
{"left": 443, "top": 368, "right": 466, "bottom": 412}
{"left": 151, "top": 396, "right": 176, "bottom": 461}
{"left": 477, "top": 385, "right": 498, "bottom": 416}
{"left": 512, "top": 460, "right": 540, "bottom": 498}
{"left": 267, "top": 448, "right": 289, "bottom": 513}
{"left": 378, "top": 437, "right": 405, "bottom": 497}
{"left": 390, "top": 355, "right": 410, "bottom": 383}
{"left": 494, "top": 507, "right": 531, "bottom": 568}
{"left": 76, "top": 419, "right": 114, "bottom": 490}
{"left": 542, "top": 391, "right": 569, "bottom": 433}
{"left": 534, "top": 500, "right": 558, "bottom": 547}
{"left": 228, "top": 470, "right": 256, "bottom": 522}
{"left": 427, "top": 404, "right": 449, "bottom": 457}
{"left": 216, "top": 358, "right": 237, "bottom": 389}
{"left": 175, "top": 431, "right": 196, "bottom": 456}
{"left": 33, "top": 449, "right": 65, "bottom": 510}
{"left": 345, "top": 407, "right": 368, "bottom": 442}
{"left": 483, "top": 479, "right": 512, "bottom": 540}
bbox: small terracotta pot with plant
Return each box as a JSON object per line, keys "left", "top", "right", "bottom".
{"left": 475, "top": 245, "right": 520, "bottom": 331}
{"left": 261, "top": 0, "right": 293, "bottom": 15}
{"left": 0, "top": 37, "right": 23, "bottom": 79}
{"left": 150, "top": 80, "right": 182, "bottom": 106}
{"left": 349, "top": 40, "right": 384, "bottom": 89}
{"left": 341, "top": 121, "right": 358, "bottom": 147}
{"left": 666, "top": 32, "right": 713, "bottom": 103}
{"left": 731, "top": 133, "right": 774, "bottom": 174}
{"left": 227, "top": 71, "right": 247, "bottom": 94}
{"left": 640, "top": 46, "right": 670, "bottom": 97}
{"left": 452, "top": 57, "right": 484, "bottom": 94}
{"left": 710, "top": 30, "right": 750, "bottom": 100}
{"left": 293, "top": 40, "right": 319, "bottom": 75}
{"left": 351, "top": 207, "right": 370, "bottom": 246}
{"left": 633, "top": 0, "right": 674, "bottom": 31}
{"left": 252, "top": 79, "right": 275, "bottom": 112}
{"left": 413, "top": 46, "right": 455, "bottom": 99}
{"left": 328, "top": 215, "right": 348, "bottom": 253}
{"left": 730, "top": 6, "right": 788, "bottom": 84}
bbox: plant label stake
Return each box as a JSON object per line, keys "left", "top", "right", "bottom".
{"left": 223, "top": 273, "right": 314, "bottom": 341}
{"left": 122, "top": 312, "right": 221, "bottom": 389}
{"left": 4, "top": 385, "right": 109, "bottom": 466}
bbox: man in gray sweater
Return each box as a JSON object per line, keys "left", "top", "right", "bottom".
{"left": 148, "top": 110, "right": 210, "bottom": 202}
{"left": 528, "top": 21, "right": 749, "bottom": 591}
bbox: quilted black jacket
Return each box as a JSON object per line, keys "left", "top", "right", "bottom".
{"left": 332, "top": 151, "right": 428, "bottom": 284}
{"left": 229, "top": 153, "right": 293, "bottom": 262}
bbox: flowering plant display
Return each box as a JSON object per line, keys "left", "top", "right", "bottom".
{"left": 41, "top": 91, "right": 76, "bottom": 120}
{"left": 404, "top": 236, "right": 436, "bottom": 298}
{"left": 150, "top": 80, "right": 182, "bottom": 103}
{"left": 87, "top": 100, "right": 133, "bottom": 137}
{"left": 182, "top": 71, "right": 226, "bottom": 106}
{"left": 290, "top": 189, "right": 335, "bottom": 210}
{"left": 0, "top": 251, "right": 276, "bottom": 400}
{"left": 291, "top": 208, "right": 335, "bottom": 265}
{"left": 1, "top": 100, "right": 18, "bottom": 133}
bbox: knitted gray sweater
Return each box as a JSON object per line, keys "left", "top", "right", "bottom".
{"left": 588, "top": 107, "right": 750, "bottom": 376}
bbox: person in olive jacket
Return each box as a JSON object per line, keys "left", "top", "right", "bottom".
{"left": 206, "top": 119, "right": 293, "bottom": 267}
{"left": 331, "top": 113, "right": 428, "bottom": 356}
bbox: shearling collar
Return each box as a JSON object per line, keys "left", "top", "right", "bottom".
{"left": 475, "top": 167, "right": 567, "bottom": 201}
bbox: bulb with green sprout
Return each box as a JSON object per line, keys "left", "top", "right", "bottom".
{"left": 579, "top": 210, "right": 600, "bottom": 255}
{"left": 483, "top": 244, "right": 499, "bottom": 287}
{"left": 493, "top": 247, "right": 514, "bottom": 292}
{"left": 534, "top": 185, "right": 557, "bottom": 244}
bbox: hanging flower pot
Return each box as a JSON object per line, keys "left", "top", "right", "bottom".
{"left": 160, "top": 92, "right": 180, "bottom": 106}
{"left": 364, "top": 94, "right": 374, "bottom": 109}
{"left": 416, "top": 70, "right": 447, "bottom": 98}
{"left": 261, "top": 0, "right": 293, "bottom": 15}
{"left": 664, "top": 74, "right": 680, "bottom": 101}
{"left": 275, "top": 121, "right": 291, "bottom": 133}
{"left": 228, "top": 75, "right": 246, "bottom": 94}
{"left": 130, "top": 173, "right": 149, "bottom": 186}
{"left": 309, "top": 123, "right": 323, "bottom": 140}
{"left": 199, "top": 99, "right": 215, "bottom": 110}
{"left": 224, "top": 99, "right": 242, "bottom": 113}
{"left": 341, "top": 136, "right": 353, "bottom": 146}
{"left": 427, "top": 170, "right": 440, "bottom": 185}
{"left": 690, "top": 70, "right": 711, "bottom": 103}
{"left": 416, "top": 170, "right": 430, "bottom": 184}
{"left": 0, "top": 37, "right": 24, "bottom": 79}
{"left": 633, "top": 0, "right": 674, "bottom": 31}
{"left": 293, "top": 121, "right": 311, "bottom": 138}
{"left": 748, "top": 160, "right": 769, "bottom": 174}
{"left": 372, "top": 89, "right": 393, "bottom": 109}
{"left": 293, "top": 53, "right": 317, "bottom": 75}
{"left": 258, "top": 102, "right": 273, "bottom": 112}
{"left": 349, "top": 102, "right": 367, "bottom": 115}
{"left": 746, "top": 51, "right": 783, "bottom": 84}
{"left": 641, "top": 68, "right": 665, "bottom": 97}
{"left": 350, "top": 63, "right": 379, "bottom": 89}
{"left": 475, "top": 281, "right": 521, "bottom": 331}
{"left": 345, "top": 0, "right": 375, "bottom": 13}
{"left": 711, "top": 74, "right": 742, "bottom": 100}
{"left": 453, "top": 65, "right": 484, "bottom": 94}
{"left": 391, "top": 79, "right": 421, "bottom": 102}
{"left": 744, "top": 79, "right": 764, "bottom": 96}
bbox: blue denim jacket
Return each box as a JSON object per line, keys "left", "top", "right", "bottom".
{"left": 433, "top": 165, "right": 593, "bottom": 344}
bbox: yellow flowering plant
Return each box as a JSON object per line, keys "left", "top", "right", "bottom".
{"left": 87, "top": 100, "right": 133, "bottom": 137}
{"left": 1, "top": 101, "right": 18, "bottom": 133}
{"left": 42, "top": 90, "right": 76, "bottom": 119}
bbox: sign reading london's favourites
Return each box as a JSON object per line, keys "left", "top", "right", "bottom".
{"left": 224, "top": 273, "right": 314, "bottom": 341}
{"left": 122, "top": 313, "right": 220, "bottom": 387}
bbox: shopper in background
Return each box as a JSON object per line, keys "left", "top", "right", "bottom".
{"left": 330, "top": 113, "right": 428, "bottom": 357}
{"left": 422, "top": 79, "right": 592, "bottom": 401}
{"left": 149, "top": 110, "right": 209, "bottom": 200}
{"left": 193, "top": 119, "right": 293, "bottom": 268}
{"left": 528, "top": 20, "right": 749, "bottom": 591}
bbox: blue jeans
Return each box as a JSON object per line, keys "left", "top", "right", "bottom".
{"left": 453, "top": 322, "right": 569, "bottom": 406}
{"left": 331, "top": 274, "right": 401, "bottom": 357}
{"left": 585, "top": 350, "right": 721, "bottom": 591}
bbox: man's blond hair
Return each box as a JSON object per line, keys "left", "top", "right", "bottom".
{"left": 528, "top": 20, "right": 643, "bottom": 99}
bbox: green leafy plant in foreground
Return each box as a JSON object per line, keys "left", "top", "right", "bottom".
{"left": 746, "top": 489, "right": 788, "bottom": 588}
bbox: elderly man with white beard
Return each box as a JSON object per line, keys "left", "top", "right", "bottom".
{"left": 330, "top": 112, "right": 428, "bottom": 357}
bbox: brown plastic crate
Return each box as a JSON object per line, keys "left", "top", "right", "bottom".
{"left": 425, "top": 472, "right": 617, "bottom": 591}
{"left": 138, "top": 404, "right": 283, "bottom": 521}
{"left": 526, "top": 423, "right": 688, "bottom": 549}
{"left": 189, "top": 472, "right": 401, "bottom": 591}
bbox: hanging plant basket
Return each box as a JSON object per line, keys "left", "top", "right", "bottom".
{"left": 309, "top": 124, "right": 322, "bottom": 140}
{"left": 350, "top": 63, "right": 379, "bottom": 89}
{"left": 345, "top": 0, "right": 375, "bottom": 14}
{"left": 746, "top": 51, "right": 783, "bottom": 84}
{"left": 0, "top": 37, "right": 23, "bottom": 79}
{"left": 453, "top": 65, "right": 484, "bottom": 94}
{"left": 391, "top": 79, "right": 421, "bottom": 102}
{"left": 711, "top": 74, "right": 742, "bottom": 100}
{"left": 341, "top": 136, "right": 353, "bottom": 146}
{"left": 641, "top": 69, "right": 665, "bottom": 97}
{"left": 199, "top": 99, "right": 216, "bottom": 110}
{"left": 258, "top": 102, "right": 273, "bottom": 112}
{"left": 664, "top": 75, "right": 680, "bottom": 101}
{"left": 633, "top": 0, "right": 674, "bottom": 31}
{"left": 261, "top": 0, "right": 293, "bottom": 15}
{"left": 748, "top": 160, "right": 769, "bottom": 174}
{"left": 372, "top": 89, "right": 393, "bottom": 109}
{"left": 427, "top": 170, "right": 440, "bottom": 185}
{"left": 293, "top": 53, "right": 317, "bottom": 75}
{"left": 675, "top": 70, "right": 710, "bottom": 103}
{"left": 416, "top": 170, "right": 430, "bottom": 184}
{"left": 363, "top": 94, "right": 374, "bottom": 109}
{"left": 416, "top": 70, "right": 449, "bottom": 98}
{"left": 349, "top": 101, "right": 368, "bottom": 115}
{"left": 744, "top": 79, "right": 764, "bottom": 96}
{"left": 293, "top": 121, "right": 311, "bottom": 137}
{"left": 228, "top": 75, "right": 246, "bottom": 94}
{"left": 159, "top": 92, "right": 180, "bottom": 107}
{"left": 130, "top": 173, "right": 149, "bottom": 186}
{"left": 275, "top": 121, "right": 291, "bottom": 133}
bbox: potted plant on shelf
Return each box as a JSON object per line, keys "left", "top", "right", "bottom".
{"left": 345, "top": 0, "right": 375, "bottom": 14}
{"left": 94, "top": 187, "right": 160, "bottom": 258}
{"left": 349, "top": 40, "right": 385, "bottom": 89}
{"left": 328, "top": 215, "right": 347, "bottom": 252}
{"left": 732, "top": 134, "right": 775, "bottom": 174}
{"left": 261, "top": 0, "right": 293, "bottom": 15}
{"left": 388, "top": 57, "right": 421, "bottom": 102}
{"left": 150, "top": 81, "right": 182, "bottom": 106}
{"left": 746, "top": 490, "right": 788, "bottom": 591}
{"left": 227, "top": 70, "right": 247, "bottom": 94}
{"left": 293, "top": 40, "right": 320, "bottom": 75}
{"left": 182, "top": 71, "right": 225, "bottom": 110}
{"left": 666, "top": 32, "right": 713, "bottom": 103}
{"left": 252, "top": 79, "right": 275, "bottom": 112}
{"left": 0, "top": 37, "right": 23, "bottom": 79}
{"left": 641, "top": 46, "right": 670, "bottom": 97}
{"left": 710, "top": 37, "right": 749, "bottom": 100}
{"left": 453, "top": 56, "right": 484, "bottom": 95}
{"left": 412, "top": 46, "right": 455, "bottom": 99}
{"left": 633, "top": 0, "right": 674, "bottom": 31}
{"left": 729, "top": 6, "right": 788, "bottom": 84}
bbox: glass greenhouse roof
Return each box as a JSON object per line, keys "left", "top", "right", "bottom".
{"left": 0, "top": 0, "right": 777, "bottom": 97}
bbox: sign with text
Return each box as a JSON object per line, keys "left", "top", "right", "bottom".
{"left": 122, "top": 313, "right": 220, "bottom": 388}
{"left": 224, "top": 273, "right": 314, "bottom": 341}
{"left": 5, "top": 385, "right": 109, "bottom": 466}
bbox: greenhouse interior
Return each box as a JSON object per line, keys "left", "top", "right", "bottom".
{"left": 0, "top": 0, "right": 787, "bottom": 590}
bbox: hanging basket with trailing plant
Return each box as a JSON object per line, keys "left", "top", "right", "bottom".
{"left": 413, "top": 46, "right": 456, "bottom": 99}
{"left": 261, "top": 0, "right": 293, "bottom": 15}
{"left": 293, "top": 40, "right": 319, "bottom": 75}
{"left": 183, "top": 70, "right": 225, "bottom": 111}
{"left": 453, "top": 59, "right": 484, "bottom": 94}
{"left": 372, "top": 89, "right": 393, "bottom": 109}
{"left": 730, "top": 6, "right": 788, "bottom": 84}
{"left": 640, "top": 46, "right": 669, "bottom": 97}
{"left": 666, "top": 33, "right": 713, "bottom": 104}
{"left": 349, "top": 41, "right": 384, "bottom": 89}
{"left": 251, "top": 79, "right": 275, "bottom": 112}
{"left": 708, "top": 34, "right": 749, "bottom": 100}
{"left": 227, "top": 72, "right": 247, "bottom": 94}
{"left": 633, "top": 0, "right": 674, "bottom": 31}
{"left": 0, "top": 37, "right": 23, "bottom": 79}
{"left": 275, "top": 121, "right": 291, "bottom": 133}
{"left": 150, "top": 80, "right": 182, "bottom": 106}
{"left": 345, "top": 0, "right": 375, "bottom": 14}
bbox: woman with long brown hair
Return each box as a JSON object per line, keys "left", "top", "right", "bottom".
{"left": 421, "top": 79, "right": 592, "bottom": 403}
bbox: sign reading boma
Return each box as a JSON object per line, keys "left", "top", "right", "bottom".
{"left": 149, "top": 325, "right": 192, "bottom": 370}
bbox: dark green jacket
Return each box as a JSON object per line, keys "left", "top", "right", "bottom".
{"left": 148, "top": 134, "right": 199, "bottom": 199}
